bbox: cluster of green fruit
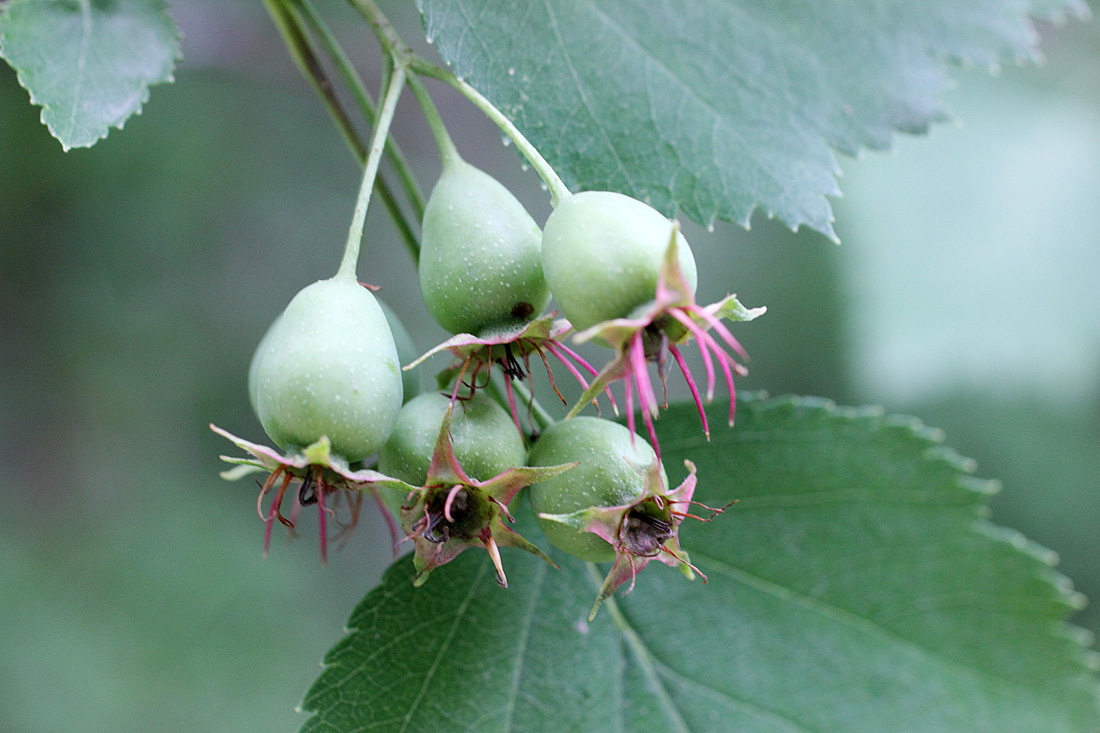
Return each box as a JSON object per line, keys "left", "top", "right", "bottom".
{"left": 216, "top": 145, "right": 760, "bottom": 616}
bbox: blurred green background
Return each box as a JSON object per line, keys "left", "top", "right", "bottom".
{"left": 1, "top": 1, "right": 1097, "bottom": 730}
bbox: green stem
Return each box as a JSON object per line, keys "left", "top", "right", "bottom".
{"left": 511, "top": 379, "right": 555, "bottom": 431}
{"left": 264, "top": 0, "right": 361, "bottom": 158}
{"left": 411, "top": 58, "right": 571, "bottom": 207}
{"left": 265, "top": 0, "right": 420, "bottom": 263}
{"left": 339, "top": 61, "right": 407, "bottom": 279}
{"left": 348, "top": 0, "right": 413, "bottom": 60}
{"left": 407, "top": 72, "right": 460, "bottom": 168}
{"left": 351, "top": 0, "right": 570, "bottom": 207}
{"left": 294, "top": 0, "right": 427, "bottom": 223}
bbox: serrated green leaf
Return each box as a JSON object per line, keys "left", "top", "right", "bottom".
{"left": 417, "top": 0, "right": 1087, "bottom": 239}
{"left": 0, "top": 0, "right": 180, "bottom": 150}
{"left": 301, "top": 394, "right": 1099, "bottom": 732}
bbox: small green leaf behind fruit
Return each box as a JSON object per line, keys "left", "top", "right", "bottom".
{"left": 377, "top": 298, "right": 423, "bottom": 403}
{"left": 0, "top": 0, "right": 181, "bottom": 150}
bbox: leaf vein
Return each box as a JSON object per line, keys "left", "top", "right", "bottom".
{"left": 730, "top": 489, "right": 974, "bottom": 509}
{"left": 397, "top": 562, "right": 491, "bottom": 733}
{"left": 592, "top": 564, "right": 691, "bottom": 733}
{"left": 501, "top": 558, "right": 548, "bottom": 731}
{"left": 648, "top": 656, "right": 814, "bottom": 733}
{"left": 577, "top": 0, "right": 794, "bottom": 203}
{"left": 66, "top": 0, "right": 94, "bottom": 141}
{"left": 690, "top": 548, "right": 1037, "bottom": 693}
{"left": 543, "top": 0, "right": 637, "bottom": 193}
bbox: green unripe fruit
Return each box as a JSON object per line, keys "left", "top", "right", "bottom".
{"left": 377, "top": 299, "right": 422, "bottom": 403}
{"left": 379, "top": 392, "right": 525, "bottom": 486}
{"left": 249, "top": 299, "right": 419, "bottom": 413}
{"left": 248, "top": 313, "right": 280, "bottom": 417}
{"left": 250, "top": 276, "right": 403, "bottom": 462}
{"left": 541, "top": 191, "right": 699, "bottom": 331}
{"left": 419, "top": 157, "right": 550, "bottom": 335}
{"left": 527, "top": 417, "right": 667, "bottom": 561}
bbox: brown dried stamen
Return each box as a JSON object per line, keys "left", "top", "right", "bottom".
{"left": 619, "top": 506, "right": 675, "bottom": 557}
{"left": 423, "top": 486, "right": 471, "bottom": 544}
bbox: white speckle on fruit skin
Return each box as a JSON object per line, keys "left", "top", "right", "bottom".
{"left": 420, "top": 157, "right": 548, "bottom": 334}
{"left": 575, "top": 619, "right": 589, "bottom": 634}
{"left": 255, "top": 277, "right": 402, "bottom": 461}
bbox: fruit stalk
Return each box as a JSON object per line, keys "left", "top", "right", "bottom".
{"left": 407, "top": 73, "right": 459, "bottom": 169}
{"left": 264, "top": 0, "right": 420, "bottom": 262}
{"left": 410, "top": 58, "right": 571, "bottom": 207}
{"left": 350, "top": 0, "right": 569, "bottom": 206}
{"left": 508, "top": 378, "right": 554, "bottom": 431}
{"left": 292, "top": 0, "right": 426, "bottom": 222}
{"left": 339, "top": 58, "right": 407, "bottom": 279}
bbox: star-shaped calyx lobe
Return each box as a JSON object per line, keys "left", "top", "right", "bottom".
{"left": 211, "top": 425, "right": 412, "bottom": 561}
{"left": 538, "top": 459, "right": 729, "bottom": 621}
{"left": 567, "top": 225, "right": 765, "bottom": 458}
{"left": 405, "top": 315, "right": 616, "bottom": 437}
{"left": 399, "top": 406, "right": 576, "bottom": 587}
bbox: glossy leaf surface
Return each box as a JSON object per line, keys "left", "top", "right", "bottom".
{"left": 418, "top": 0, "right": 1086, "bottom": 239}
{"left": 301, "top": 395, "right": 1100, "bottom": 731}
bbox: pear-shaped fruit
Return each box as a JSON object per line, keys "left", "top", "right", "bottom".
{"left": 250, "top": 275, "right": 403, "bottom": 462}
{"left": 527, "top": 417, "right": 667, "bottom": 562}
{"left": 419, "top": 156, "right": 549, "bottom": 335}
{"left": 541, "top": 191, "right": 698, "bottom": 331}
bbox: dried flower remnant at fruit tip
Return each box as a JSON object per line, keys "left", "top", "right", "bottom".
{"left": 568, "top": 225, "right": 765, "bottom": 457}
{"left": 211, "top": 424, "right": 412, "bottom": 561}
{"left": 397, "top": 406, "right": 575, "bottom": 587}
{"left": 538, "top": 458, "right": 733, "bottom": 620}
{"left": 405, "top": 314, "right": 617, "bottom": 436}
